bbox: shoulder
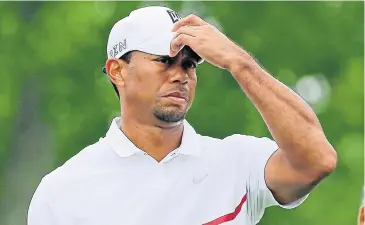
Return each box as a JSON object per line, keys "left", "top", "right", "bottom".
{"left": 223, "top": 134, "right": 276, "bottom": 147}
{"left": 198, "top": 134, "right": 278, "bottom": 172}
{"left": 195, "top": 133, "right": 278, "bottom": 171}
{"left": 52, "top": 137, "right": 115, "bottom": 174}
{"left": 198, "top": 133, "right": 277, "bottom": 154}
{"left": 36, "top": 138, "right": 117, "bottom": 197}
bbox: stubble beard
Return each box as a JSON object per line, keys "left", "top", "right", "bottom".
{"left": 152, "top": 104, "right": 187, "bottom": 123}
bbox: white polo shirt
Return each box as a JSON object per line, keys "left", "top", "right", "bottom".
{"left": 28, "top": 117, "right": 307, "bottom": 225}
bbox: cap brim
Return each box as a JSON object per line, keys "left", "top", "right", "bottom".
{"left": 103, "top": 33, "right": 204, "bottom": 74}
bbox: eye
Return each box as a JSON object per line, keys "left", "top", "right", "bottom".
{"left": 157, "top": 57, "right": 173, "bottom": 65}
{"left": 183, "top": 60, "right": 197, "bottom": 69}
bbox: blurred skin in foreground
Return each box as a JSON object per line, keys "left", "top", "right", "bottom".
{"left": 359, "top": 204, "right": 364, "bottom": 225}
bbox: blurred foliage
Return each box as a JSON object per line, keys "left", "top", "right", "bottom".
{"left": 0, "top": 1, "right": 363, "bottom": 225}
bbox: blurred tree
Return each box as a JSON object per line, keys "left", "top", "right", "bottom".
{"left": 0, "top": 2, "right": 363, "bottom": 225}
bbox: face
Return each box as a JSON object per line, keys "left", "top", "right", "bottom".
{"left": 118, "top": 47, "right": 199, "bottom": 124}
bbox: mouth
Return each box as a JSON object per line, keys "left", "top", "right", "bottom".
{"left": 162, "top": 91, "right": 188, "bottom": 104}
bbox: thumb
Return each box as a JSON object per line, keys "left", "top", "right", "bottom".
{"left": 169, "top": 33, "right": 193, "bottom": 57}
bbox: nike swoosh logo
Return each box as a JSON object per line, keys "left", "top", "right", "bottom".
{"left": 193, "top": 173, "right": 208, "bottom": 184}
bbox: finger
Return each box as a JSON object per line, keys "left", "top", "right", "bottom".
{"left": 173, "top": 25, "right": 199, "bottom": 39}
{"left": 172, "top": 14, "right": 206, "bottom": 32}
{"left": 170, "top": 33, "right": 194, "bottom": 57}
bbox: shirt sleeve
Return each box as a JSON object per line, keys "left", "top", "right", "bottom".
{"left": 28, "top": 178, "right": 57, "bottom": 225}
{"left": 225, "top": 134, "right": 309, "bottom": 224}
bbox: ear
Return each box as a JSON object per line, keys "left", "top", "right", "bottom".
{"left": 105, "top": 58, "right": 126, "bottom": 87}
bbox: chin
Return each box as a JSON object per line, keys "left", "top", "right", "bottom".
{"left": 153, "top": 108, "right": 187, "bottom": 123}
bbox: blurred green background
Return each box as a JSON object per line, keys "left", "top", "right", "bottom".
{"left": 0, "top": 1, "right": 363, "bottom": 225}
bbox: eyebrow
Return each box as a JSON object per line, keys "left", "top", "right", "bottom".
{"left": 154, "top": 49, "right": 200, "bottom": 63}
{"left": 182, "top": 54, "right": 199, "bottom": 63}
{"left": 155, "top": 55, "right": 198, "bottom": 66}
{"left": 183, "top": 46, "right": 200, "bottom": 61}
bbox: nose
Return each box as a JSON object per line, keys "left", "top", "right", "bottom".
{"left": 168, "top": 64, "right": 189, "bottom": 84}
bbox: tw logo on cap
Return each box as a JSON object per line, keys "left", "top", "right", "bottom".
{"left": 109, "top": 39, "right": 127, "bottom": 58}
{"left": 166, "top": 10, "right": 181, "bottom": 23}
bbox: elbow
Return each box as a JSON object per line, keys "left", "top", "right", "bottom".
{"left": 318, "top": 146, "right": 338, "bottom": 176}
{"left": 300, "top": 143, "right": 338, "bottom": 184}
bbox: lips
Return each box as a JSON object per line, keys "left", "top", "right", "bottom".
{"left": 163, "top": 91, "right": 188, "bottom": 101}
{"left": 162, "top": 91, "right": 188, "bottom": 104}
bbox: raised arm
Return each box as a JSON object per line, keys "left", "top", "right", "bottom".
{"left": 170, "top": 14, "right": 337, "bottom": 204}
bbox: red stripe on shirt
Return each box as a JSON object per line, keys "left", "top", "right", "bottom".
{"left": 203, "top": 193, "right": 247, "bottom": 225}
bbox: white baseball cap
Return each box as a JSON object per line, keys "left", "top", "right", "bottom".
{"left": 105, "top": 6, "right": 203, "bottom": 65}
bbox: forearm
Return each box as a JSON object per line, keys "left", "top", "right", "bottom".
{"left": 228, "top": 55, "right": 336, "bottom": 172}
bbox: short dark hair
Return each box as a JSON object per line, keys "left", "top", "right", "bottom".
{"left": 106, "top": 51, "right": 133, "bottom": 99}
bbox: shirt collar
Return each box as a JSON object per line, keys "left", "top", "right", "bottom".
{"left": 105, "top": 117, "right": 202, "bottom": 158}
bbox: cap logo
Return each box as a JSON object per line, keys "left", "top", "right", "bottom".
{"left": 166, "top": 10, "right": 181, "bottom": 23}
{"left": 109, "top": 39, "right": 127, "bottom": 58}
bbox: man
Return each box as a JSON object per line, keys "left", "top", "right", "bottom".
{"left": 28, "top": 6, "right": 337, "bottom": 225}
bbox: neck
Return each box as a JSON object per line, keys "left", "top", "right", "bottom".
{"left": 119, "top": 115, "right": 184, "bottom": 162}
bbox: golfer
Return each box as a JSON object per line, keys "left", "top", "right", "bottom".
{"left": 28, "top": 6, "right": 337, "bottom": 225}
